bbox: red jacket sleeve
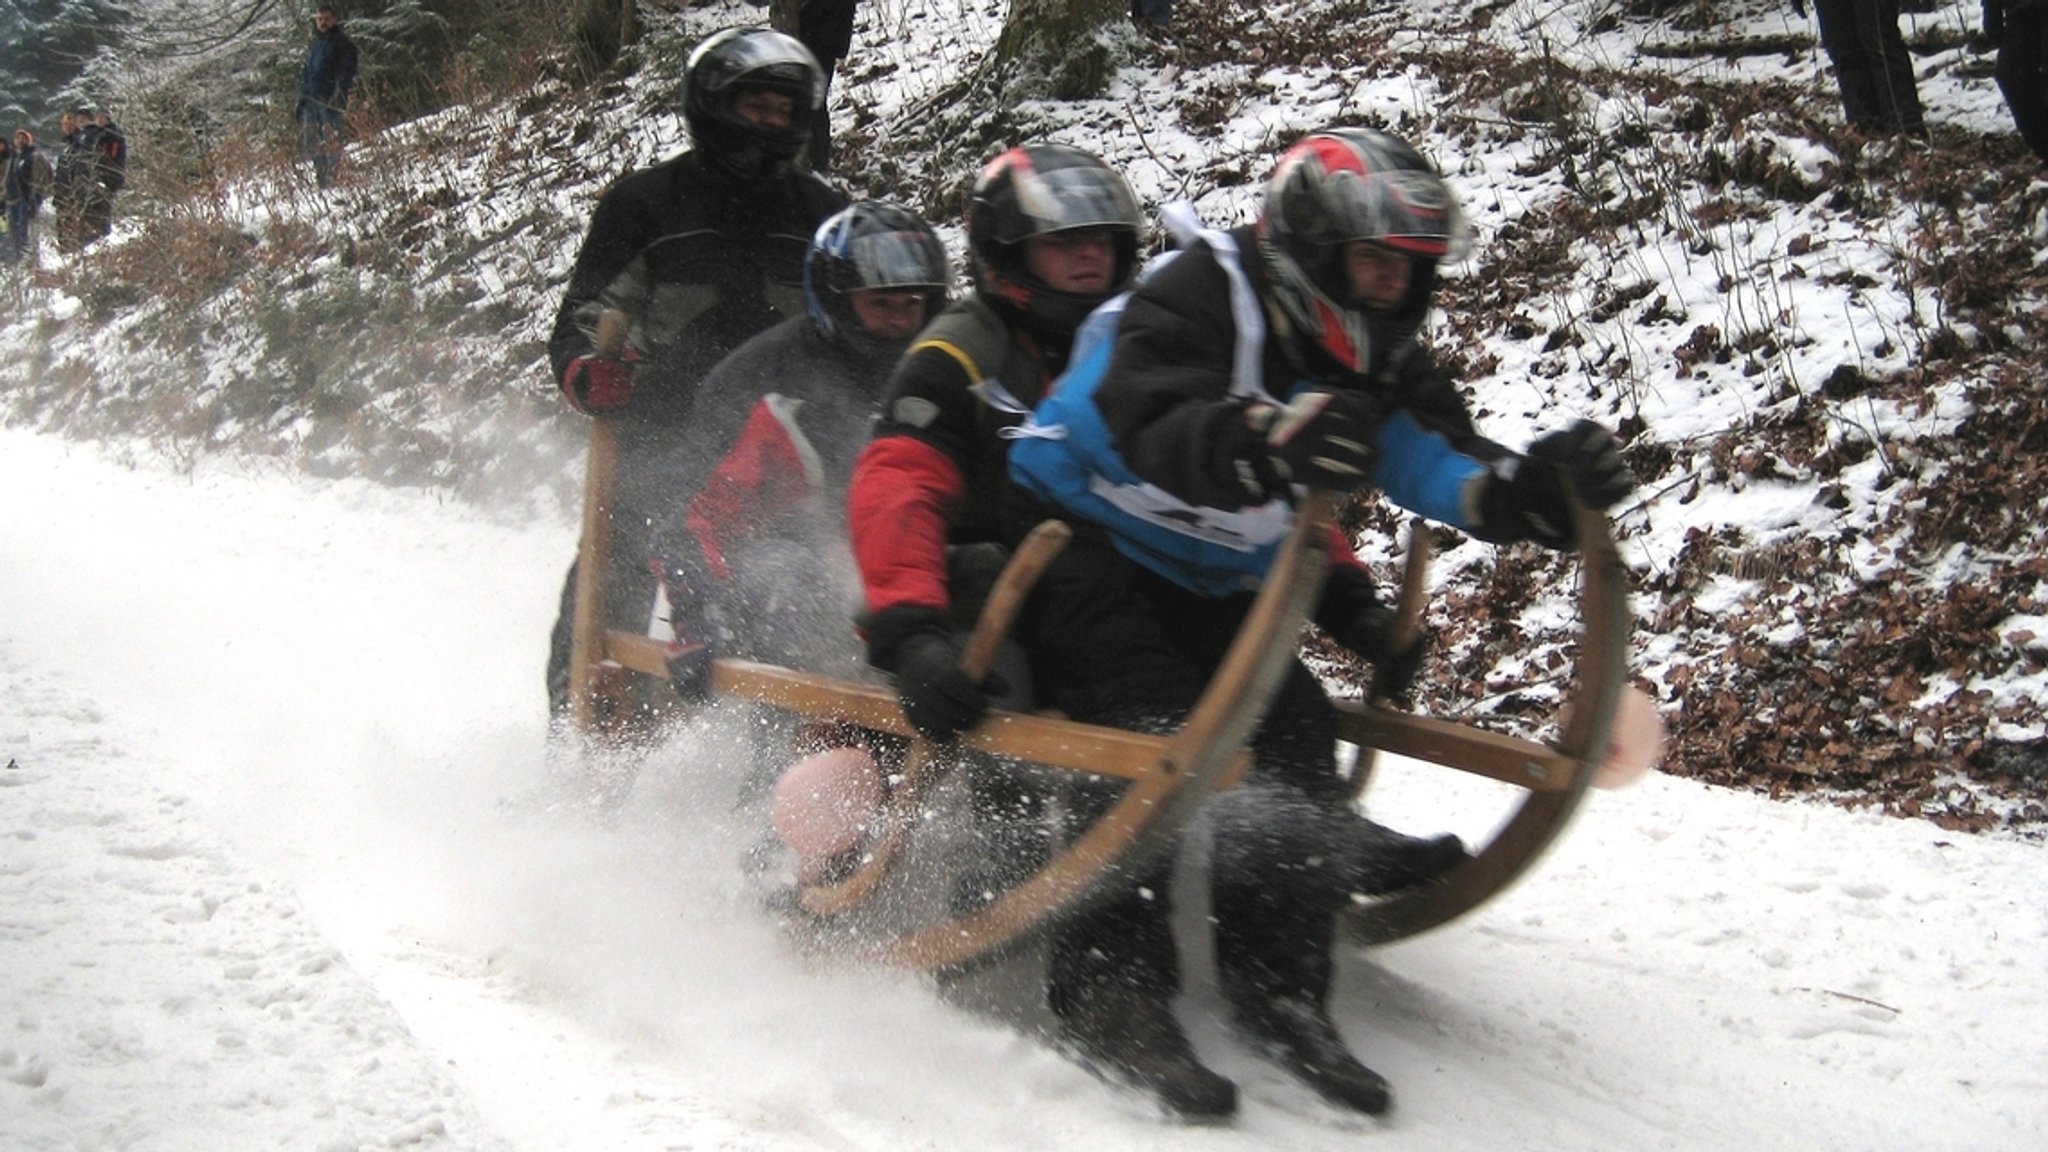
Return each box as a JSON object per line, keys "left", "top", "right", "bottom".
{"left": 847, "top": 435, "right": 964, "bottom": 618}
{"left": 1323, "top": 523, "right": 1371, "bottom": 576}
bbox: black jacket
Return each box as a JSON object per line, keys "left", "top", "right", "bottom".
{"left": 1097, "top": 225, "right": 1508, "bottom": 514}
{"left": 547, "top": 151, "right": 847, "bottom": 432}
{"left": 298, "top": 26, "right": 360, "bottom": 115}
{"left": 5, "top": 143, "right": 53, "bottom": 210}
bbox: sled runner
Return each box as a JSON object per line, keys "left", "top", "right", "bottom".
{"left": 566, "top": 424, "right": 1628, "bottom": 968}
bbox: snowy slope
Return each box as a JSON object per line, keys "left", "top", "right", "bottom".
{"left": 4, "top": 429, "right": 2043, "bottom": 1150}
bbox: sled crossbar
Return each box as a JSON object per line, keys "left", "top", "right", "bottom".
{"left": 601, "top": 632, "right": 1250, "bottom": 786}
{"left": 1336, "top": 706, "right": 1580, "bottom": 791}
{"left": 603, "top": 632, "right": 1575, "bottom": 792}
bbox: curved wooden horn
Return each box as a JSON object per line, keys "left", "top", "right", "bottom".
{"left": 797, "top": 519, "right": 1073, "bottom": 917}
{"left": 1340, "top": 498, "right": 1629, "bottom": 945}
{"left": 878, "top": 491, "right": 1342, "bottom": 972}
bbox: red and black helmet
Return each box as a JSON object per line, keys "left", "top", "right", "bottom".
{"left": 683, "top": 27, "right": 824, "bottom": 184}
{"left": 1257, "top": 127, "right": 1471, "bottom": 374}
{"left": 967, "top": 143, "right": 1142, "bottom": 335}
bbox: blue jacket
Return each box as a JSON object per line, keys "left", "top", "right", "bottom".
{"left": 1009, "top": 210, "right": 1512, "bottom": 596}
{"left": 298, "top": 26, "right": 360, "bottom": 116}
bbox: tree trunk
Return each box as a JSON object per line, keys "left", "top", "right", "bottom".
{"left": 993, "top": 0, "right": 1123, "bottom": 101}
{"left": 573, "top": 0, "right": 640, "bottom": 76}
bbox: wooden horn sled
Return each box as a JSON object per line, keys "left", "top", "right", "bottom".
{"left": 570, "top": 487, "right": 1630, "bottom": 972}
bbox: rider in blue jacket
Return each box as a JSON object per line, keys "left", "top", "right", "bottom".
{"left": 1002, "top": 126, "right": 1636, "bottom": 1119}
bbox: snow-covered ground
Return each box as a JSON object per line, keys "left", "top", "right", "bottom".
{"left": 4, "top": 429, "right": 2044, "bottom": 1150}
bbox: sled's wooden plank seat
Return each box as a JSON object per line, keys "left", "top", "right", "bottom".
{"left": 604, "top": 634, "right": 1243, "bottom": 787}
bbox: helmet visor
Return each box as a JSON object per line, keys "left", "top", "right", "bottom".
{"left": 1317, "top": 167, "right": 1470, "bottom": 259}
{"left": 688, "top": 29, "right": 823, "bottom": 103}
{"left": 992, "top": 163, "right": 1141, "bottom": 245}
{"left": 848, "top": 230, "right": 948, "bottom": 290}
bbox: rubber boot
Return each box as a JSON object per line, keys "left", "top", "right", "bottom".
{"left": 1055, "top": 982, "right": 1238, "bottom": 1122}
{"left": 1228, "top": 986, "right": 1391, "bottom": 1115}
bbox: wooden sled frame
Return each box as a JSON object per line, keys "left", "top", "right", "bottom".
{"left": 568, "top": 420, "right": 1628, "bottom": 968}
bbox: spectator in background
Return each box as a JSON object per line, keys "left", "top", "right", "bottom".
{"left": 797, "top": 0, "right": 858, "bottom": 175}
{"left": 93, "top": 110, "right": 129, "bottom": 205}
{"left": 1809, "top": 0, "right": 1926, "bottom": 136}
{"left": 1131, "top": 0, "right": 1174, "bottom": 36}
{"left": 4, "top": 128, "right": 55, "bottom": 265}
{"left": 52, "top": 110, "right": 99, "bottom": 250}
{"left": 67, "top": 108, "right": 115, "bottom": 246}
{"left": 297, "top": 4, "right": 360, "bottom": 188}
{"left": 0, "top": 134, "right": 12, "bottom": 260}
{"left": 1987, "top": 0, "right": 2048, "bottom": 167}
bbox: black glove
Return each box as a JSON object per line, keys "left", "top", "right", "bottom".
{"left": 1255, "top": 389, "right": 1382, "bottom": 492}
{"left": 1478, "top": 420, "right": 1633, "bottom": 550}
{"left": 1326, "top": 604, "right": 1427, "bottom": 705}
{"left": 666, "top": 638, "right": 714, "bottom": 703}
{"left": 891, "top": 630, "right": 990, "bottom": 743}
{"left": 1531, "top": 419, "right": 1634, "bottom": 509}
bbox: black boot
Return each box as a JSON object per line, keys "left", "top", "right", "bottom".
{"left": 1230, "top": 988, "right": 1391, "bottom": 1115}
{"left": 1352, "top": 824, "right": 1467, "bottom": 896}
{"left": 1055, "top": 983, "right": 1238, "bottom": 1122}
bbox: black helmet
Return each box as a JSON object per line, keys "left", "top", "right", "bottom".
{"left": 966, "top": 143, "right": 1142, "bottom": 336}
{"left": 804, "top": 201, "right": 952, "bottom": 357}
{"left": 1257, "top": 127, "right": 1471, "bottom": 375}
{"left": 683, "top": 27, "right": 823, "bottom": 184}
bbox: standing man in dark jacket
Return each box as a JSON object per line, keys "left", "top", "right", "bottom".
{"left": 52, "top": 110, "right": 101, "bottom": 250}
{"left": 297, "top": 5, "right": 359, "bottom": 188}
{"left": 4, "top": 128, "right": 55, "bottom": 265}
{"left": 92, "top": 110, "right": 129, "bottom": 200}
{"left": 0, "top": 134, "right": 13, "bottom": 263}
{"left": 544, "top": 26, "right": 848, "bottom": 725}
{"left": 797, "top": 0, "right": 859, "bottom": 175}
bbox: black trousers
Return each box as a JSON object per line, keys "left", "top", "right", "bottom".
{"left": 1812, "top": 0, "right": 1926, "bottom": 133}
{"left": 1998, "top": 5, "right": 2048, "bottom": 163}
{"left": 1012, "top": 531, "right": 1371, "bottom": 1016}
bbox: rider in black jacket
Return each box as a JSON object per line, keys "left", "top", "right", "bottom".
{"left": 544, "top": 27, "right": 847, "bottom": 723}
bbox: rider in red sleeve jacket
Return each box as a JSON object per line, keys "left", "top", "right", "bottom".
{"left": 646, "top": 202, "right": 950, "bottom": 688}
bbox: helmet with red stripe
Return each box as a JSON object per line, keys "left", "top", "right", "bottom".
{"left": 1257, "top": 127, "right": 1470, "bottom": 374}
{"left": 967, "top": 143, "right": 1142, "bottom": 336}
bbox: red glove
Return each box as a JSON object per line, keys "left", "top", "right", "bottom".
{"left": 560, "top": 354, "right": 636, "bottom": 414}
